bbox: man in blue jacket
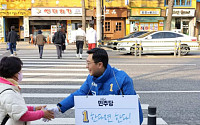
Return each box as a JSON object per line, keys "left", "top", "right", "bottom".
{"left": 47, "top": 48, "right": 143, "bottom": 124}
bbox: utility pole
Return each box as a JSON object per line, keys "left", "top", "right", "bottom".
{"left": 82, "top": 0, "right": 86, "bottom": 47}
{"left": 101, "top": 0, "right": 104, "bottom": 40}
{"left": 165, "top": 0, "right": 174, "bottom": 31}
{"left": 96, "top": 0, "right": 102, "bottom": 45}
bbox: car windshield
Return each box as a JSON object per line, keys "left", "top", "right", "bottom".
{"left": 137, "top": 31, "right": 156, "bottom": 38}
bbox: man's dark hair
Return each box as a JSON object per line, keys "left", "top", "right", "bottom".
{"left": 87, "top": 48, "right": 108, "bottom": 68}
{"left": 11, "top": 26, "right": 15, "bottom": 30}
{"left": 78, "top": 24, "right": 82, "bottom": 28}
{"left": 89, "top": 23, "right": 94, "bottom": 28}
{"left": 0, "top": 57, "right": 23, "bottom": 78}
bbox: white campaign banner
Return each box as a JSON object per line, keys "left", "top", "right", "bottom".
{"left": 74, "top": 95, "right": 140, "bottom": 125}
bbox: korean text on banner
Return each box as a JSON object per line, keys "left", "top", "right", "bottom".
{"left": 74, "top": 95, "right": 140, "bottom": 125}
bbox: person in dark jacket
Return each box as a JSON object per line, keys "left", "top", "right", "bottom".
{"left": 7, "top": 26, "right": 18, "bottom": 56}
{"left": 52, "top": 27, "right": 65, "bottom": 59}
{"left": 34, "top": 30, "right": 47, "bottom": 59}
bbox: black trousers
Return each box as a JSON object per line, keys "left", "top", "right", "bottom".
{"left": 76, "top": 41, "right": 84, "bottom": 54}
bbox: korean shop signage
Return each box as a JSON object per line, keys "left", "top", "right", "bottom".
{"left": 93, "top": 8, "right": 127, "bottom": 17}
{"left": 31, "top": 8, "right": 82, "bottom": 16}
{"left": 0, "top": 10, "right": 31, "bottom": 16}
{"left": 0, "top": 17, "right": 3, "bottom": 37}
{"left": 131, "top": 8, "right": 160, "bottom": 16}
{"left": 166, "top": 9, "right": 195, "bottom": 17}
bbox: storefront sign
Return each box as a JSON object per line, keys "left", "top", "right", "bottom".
{"left": 94, "top": 8, "right": 127, "bottom": 17}
{"left": 0, "top": 17, "right": 3, "bottom": 37}
{"left": 159, "top": 21, "right": 164, "bottom": 26}
{"left": 51, "top": 25, "right": 57, "bottom": 42}
{"left": 131, "top": 8, "right": 160, "bottom": 16}
{"left": 32, "top": 8, "right": 82, "bottom": 16}
{"left": 75, "top": 95, "right": 140, "bottom": 125}
{"left": 0, "top": 10, "right": 31, "bottom": 16}
{"left": 166, "top": 9, "right": 195, "bottom": 17}
{"left": 24, "top": 17, "right": 29, "bottom": 37}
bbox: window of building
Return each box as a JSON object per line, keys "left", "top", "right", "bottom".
{"left": 116, "top": 22, "right": 121, "bottom": 31}
{"left": 165, "top": 0, "right": 191, "bottom": 6}
{"left": 105, "top": 21, "right": 111, "bottom": 32}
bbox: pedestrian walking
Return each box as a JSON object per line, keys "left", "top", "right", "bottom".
{"left": 86, "top": 23, "right": 97, "bottom": 50}
{"left": 61, "top": 29, "right": 67, "bottom": 53}
{"left": 34, "top": 30, "right": 47, "bottom": 59}
{"left": 7, "top": 26, "right": 18, "bottom": 56}
{"left": 52, "top": 26, "right": 65, "bottom": 59}
{"left": 74, "top": 24, "right": 85, "bottom": 59}
{"left": 44, "top": 48, "right": 143, "bottom": 124}
{"left": 0, "top": 56, "right": 54, "bottom": 125}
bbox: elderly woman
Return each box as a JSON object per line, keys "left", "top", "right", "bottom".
{"left": 0, "top": 56, "right": 54, "bottom": 125}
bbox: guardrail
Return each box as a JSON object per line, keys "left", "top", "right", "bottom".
{"left": 99, "top": 40, "right": 200, "bottom": 57}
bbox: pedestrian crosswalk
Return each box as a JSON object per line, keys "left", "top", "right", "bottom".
{"left": 16, "top": 49, "right": 167, "bottom": 125}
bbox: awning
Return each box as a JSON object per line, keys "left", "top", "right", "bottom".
{"left": 29, "top": 16, "right": 92, "bottom": 21}
{"left": 128, "top": 17, "right": 164, "bottom": 22}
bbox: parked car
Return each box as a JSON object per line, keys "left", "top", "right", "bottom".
{"left": 117, "top": 31, "right": 198, "bottom": 56}
{"left": 107, "top": 31, "right": 148, "bottom": 50}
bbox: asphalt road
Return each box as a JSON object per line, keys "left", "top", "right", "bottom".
{"left": 1, "top": 46, "right": 200, "bottom": 125}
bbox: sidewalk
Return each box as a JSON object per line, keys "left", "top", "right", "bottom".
{"left": 0, "top": 41, "right": 78, "bottom": 50}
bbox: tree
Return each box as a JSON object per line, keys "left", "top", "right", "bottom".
{"left": 165, "top": 0, "right": 174, "bottom": 31}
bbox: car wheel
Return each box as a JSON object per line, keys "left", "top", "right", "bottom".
{"left": 177, "top": 45, "right": 190, "bottom": 56}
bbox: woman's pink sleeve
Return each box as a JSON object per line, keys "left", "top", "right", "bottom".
{"left": 27, "top": 106, "right": 34, "bottom": 111}
{"left": 19, "top": 110, "right": 44, "bottom": 121}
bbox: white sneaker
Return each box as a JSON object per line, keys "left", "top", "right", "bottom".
{"left": 79, "top": 54, "right": 82, "bottom": 59}
{"left": 76, "top": 54, "right": 79, "bottom": 58}
{"left": 10, "top": 54, "right": 14, "bottom": 56}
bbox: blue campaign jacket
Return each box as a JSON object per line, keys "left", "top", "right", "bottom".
{"left": 58, "top": 64, "right": 143, "bottom": 124}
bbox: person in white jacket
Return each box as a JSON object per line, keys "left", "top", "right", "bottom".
{"left": 86, "top": 23, "right": 97, "bottom": 50}
{"left": 0, "top": 56, "right": 54, "bottom": 125}
{"left": 74, "top": 24, "right": 86, "bottom": 59}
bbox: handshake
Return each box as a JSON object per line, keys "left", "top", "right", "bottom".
{"left": 42, "top": 106, "right": 61, "bottom": 122}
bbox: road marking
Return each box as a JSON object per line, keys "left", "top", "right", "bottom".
{"left": 23, "top": 64, "right": 86, "bottom": 67}
{"left": 27, "top": 104, "right": 149, "bottom": 110}
{"left": 112, "top": 63, "right": 196, "bottom": 66}
{"left": 21, "top": 59, "right": 85, "bottom": 62}
{"left": 20, "top": 85, "right": 81, "bottom": 89}
{"left": 22, "top": 73, "right": 88, "bottom": 76}
{"left": 22, "top": 68, "right": 88, "bottom": 71}
{"left": 19, "top": 57, "right": 86, "bottom": 59}
{"left": 137, "top": 91, "right": 200, "bottom": 93}
{"left": 22, "top": 78, "right": 85, "bottom": 82}
{"left": 31, "top": 118, "right": 167, "bottom": 125}
{"left": 22, "top": 93, "right": 70, "bottom": 97}
{"left": 21, "top": 61, "right": 196, "bottom": 66}
{"left": 22, "top": 93, "right": 140, "bottom": 98}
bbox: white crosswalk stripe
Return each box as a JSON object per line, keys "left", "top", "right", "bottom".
{"left": 17, "top": 49, "right": 167, "bottom": 125}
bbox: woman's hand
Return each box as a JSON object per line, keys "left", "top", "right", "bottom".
{"left": 35, "top": 105, "right": 46, "bottom": 111}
